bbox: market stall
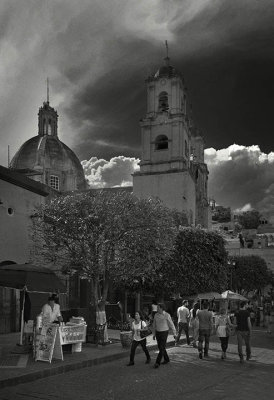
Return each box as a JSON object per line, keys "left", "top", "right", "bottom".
{"left": 0, "top": 263, "right": 66, "bottom": 346}
{"left": 34, "top": 319, "right": 87, "bottom": 363}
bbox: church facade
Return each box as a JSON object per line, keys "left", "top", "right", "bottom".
{"left": 133, "top": 56, "right": 209, "bottom": 227}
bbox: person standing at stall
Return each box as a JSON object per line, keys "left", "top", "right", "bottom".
{"left": 152, "top": 303, "right": 176, "bottom": 369}
{"left": 41, "top": 295, "right": 63, "bottom": 325}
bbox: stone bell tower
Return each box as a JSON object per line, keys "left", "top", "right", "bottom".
{"left": 133, "top": 47, "right": 208, "bottom": 226}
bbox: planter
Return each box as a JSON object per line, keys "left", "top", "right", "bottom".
{"left": 120, "top": 331, "right": 132, "bottom": 348}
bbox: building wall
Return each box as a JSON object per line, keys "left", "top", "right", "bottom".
{"left": 0, "top": 174, "right": 49, "bottom": 333}
{"left": 0, "top": 179, "right": 47, "bottom": 263}
{"left": 133, "top": 170, "right": 196, "bottom": 224}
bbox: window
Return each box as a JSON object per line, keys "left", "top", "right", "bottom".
{"left": 155, "top": 135, "right": 169, "bottom": 150}
{"left": 50, "top": 175, "right": 60, "bottom": 190}
{"left": 7, "top": 207, "right": 14, "bottom": 216}
{"left": 48, "top": 119, "right": 52, "bottom": 135}
{"left": 158, "top": 92, "right": 169, "bottom": 112}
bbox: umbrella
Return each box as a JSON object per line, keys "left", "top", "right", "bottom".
{"left": 189, "top": 292, "right": 222, "bottom": 300}
{"left": 0, "top": 263, "right": 66, "bottom": 345}
{"left": 0, "top": 263, "right": 66, "bottom": 293}
{"left": 221, "top": 290, "right": 248, "bottom": 301}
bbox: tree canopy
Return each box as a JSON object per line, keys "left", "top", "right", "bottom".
{"left": 150, "top": 227, "right": 229, "bottom": 297}
{"left": 230, "top": 255, "right": 273, "bottom": 295}
{"left": 31, "top": 190, "right": 179, "bottom": 306}
{"left": 237, "top": 210, "right": 261, "bottom": 229}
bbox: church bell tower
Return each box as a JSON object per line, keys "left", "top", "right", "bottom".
{"left": 133, "top": 46, "right": 208, "bottom": 226}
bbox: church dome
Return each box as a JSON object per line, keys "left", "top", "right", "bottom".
{"left": 154, "top": 61, "right": 180, "bottom": 79}
{"left": 10, "top": 101, "right": 86, "bottom": 192}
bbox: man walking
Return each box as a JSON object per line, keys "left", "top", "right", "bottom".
{"left": 152, "top": 303, "right": 176, "bottom": 369}
{"left": 175, "top": 300, "right": 190, "bottom": 345}
{"left": 196, "top": 301, "right": 213, "bottom": 359}
{"left": 235, "top": 301, "right": 252, "bottom": 363}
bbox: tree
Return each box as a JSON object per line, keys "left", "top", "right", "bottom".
{"left": 231, "top": 255, "right": 273, "bottom": 295}
{"left": 150, "top": 227, "right": 228, "bottom": 297}
{"left": 31, "top": 190, "right": 178, "bottom": 308}
{"left": 237, "top": 210, "right": 261, "bottom": 229}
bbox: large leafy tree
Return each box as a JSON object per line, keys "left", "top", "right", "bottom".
{"left": 230, "top": 255, "right": 273, "bottom": 295}
{"left": 31, "top": 190, "right": 178, "bottom": 308}
{"left": 152, "top": 227, "right": 229, "bottom": 297}
{"left": 238, "top": 210, "right": 261, "bottom": 229}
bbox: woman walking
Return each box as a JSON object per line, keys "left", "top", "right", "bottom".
{"left": 215, "top": 308, "right": 233, "bottom": 359}
{"left": 127, "top": 311, "right": 151, "bottom": 366}
{"left": 189, "top": 302, "right": 199, "bottom": 348}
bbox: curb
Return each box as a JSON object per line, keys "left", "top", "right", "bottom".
{"left": 0, "top": 338, "right": 186, "bottom": 389}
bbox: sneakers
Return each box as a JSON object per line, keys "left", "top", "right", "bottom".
{"left": 145, "top": 359, "right": 151, "bottom": 364}
{"left": 126, "top": 362, "right": 134, "bottom": 366}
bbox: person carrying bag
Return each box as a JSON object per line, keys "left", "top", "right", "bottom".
{"left": 215, "top": 308, "right": 234, "bottom": 360}
{"left": 126, "top": 311, "right": 151, "bottom": 366}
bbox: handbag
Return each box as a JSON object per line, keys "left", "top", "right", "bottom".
{"left": 140, "top": 321, "right": 152, "bottom": 339}
{"left": 226, "top": 324, "right": 235, "bottom": 336}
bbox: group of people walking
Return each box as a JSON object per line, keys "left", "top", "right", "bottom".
{"left": 126, "top": 300, "right": 253, "bottom": 367}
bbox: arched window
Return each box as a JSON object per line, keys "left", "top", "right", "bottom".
{"left": 48, "top": 119, "right": 52, "bottom": 135}
{"left": 50, "top": 175, "right": 60, "bottom": 190}
{"left": 158, "top": 91, "right": 169, "bottom": 112}
{"left": 155, "top": 135, "right": 169, "bottom": 150}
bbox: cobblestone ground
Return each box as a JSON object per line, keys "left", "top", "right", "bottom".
{"left": 0, "top": 329, "right": 273, "bottom": 400}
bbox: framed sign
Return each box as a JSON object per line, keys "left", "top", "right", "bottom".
{"left": 35, "top": 324, "right": 63, "bottom": 363}
{"left": 59, "top": 324, "right": 87, "bottom": 345}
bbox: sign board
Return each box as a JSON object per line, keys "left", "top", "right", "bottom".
{"left": 59, "top": 324, "right": 87, "bottom": 345}
{"left": 35, "top": 324, "right": 63, "bottom": 363}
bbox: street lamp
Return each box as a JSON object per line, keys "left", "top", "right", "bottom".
{"left": 228, "top": 259, "right": 236, "bottom": 290}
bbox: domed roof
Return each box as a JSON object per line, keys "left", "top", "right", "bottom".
{"left": 10, "top": 135, "right": 86, "bottom": 191}
{"left": 154, "top": 60, "right": 180, "bottom": 79}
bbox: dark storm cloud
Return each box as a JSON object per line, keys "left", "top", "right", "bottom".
{"left": 1, "top": 0, "right": 274, "bottom": 217}
{"left": 51, "top": 0, "right": 274, "bottom": 161}
{"left": 205, "top": 145, "right": 274, "bottom": 218}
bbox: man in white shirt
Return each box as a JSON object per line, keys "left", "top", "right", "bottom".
{"left": 41, "top": 295, "right": 63, "bottom": 325}
{"left": 152, "top": 303, "right": 176, "bottom": 368}
{"left": 175, "top": 300, "right": 190, "bottom": 345}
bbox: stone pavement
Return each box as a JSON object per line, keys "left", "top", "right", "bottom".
{"left": 0, "top": 326, "right": 273, "bottom": 391}
{"left": 0, "top": 329, "right": 179, "bottom": 389}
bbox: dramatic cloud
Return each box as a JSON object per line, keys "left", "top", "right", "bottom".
{"left": 82, "top": 156, "right": 139, "bottom": 188}
{"left": 80, "top": 144, "right": 274, "bottom": 219}
{"left": 1, "top": 0, "right": 274, "bottom": 167}
{"left": 205, "top": 144, "right": 274, "bottom": 218}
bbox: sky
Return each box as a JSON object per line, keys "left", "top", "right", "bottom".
{"left": 0, "top": 0, "right": 274, "bottom": 217}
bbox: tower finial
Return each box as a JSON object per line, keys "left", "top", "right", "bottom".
{"left": 47, "top": 77, "right": 49, "bottom": 104}
{"left": 164, "top": 40, "right": 170, "bottom": 66}
{"left": 165, "top": 40, "right": 169, "bottom": 58}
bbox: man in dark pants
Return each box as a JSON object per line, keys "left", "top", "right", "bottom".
{"left": 235, "top": 301, "right": 252, "bottom": 363}
{"left": 196, "top": 301, "right": 213, "bottom": 359}
{"left": 152, "top": 303, "right": 176, "bottom": 368}
{"left": 175, "top": 300, "right": 190, "bottom": 346}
